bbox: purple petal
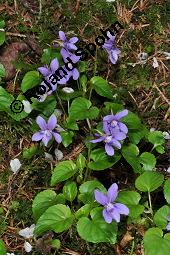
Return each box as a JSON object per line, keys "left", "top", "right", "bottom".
{"left": 59, "top": 31, "right": 66, "bottom": 41}
{"left": 94, "top": 190, "right": 108, "bottom": 206}
{"left": 58, "top": 77, "right": 67, "bottom": 85}
{"left": 118, "top": 122, "right": 128, "bottom": 134}
{"left": 105, "top": 144, "right": 114, "bottom": 156}
{"left": 36, "top": 116, "right": 47, "bottom": 130}
{"left": 47, "top": 114, "right": 57, "bottom": 130}
{"left": 53, "top": 132, "right": 62, "bottom": 143}
{"left": 103, "top": 115, "right": 114, "bottom": 122}
{"left": 69, "top": 37, "right": 78, "bottom": 43}
{"left": 110, "top": 209, "right": 120, "bottom": 223}
{"left": 32, "top": 132, "right": 44, "bottom": 141}
{"left": 107, "top": 183, "right": 118, "bottom": 203}
{"left": 114, "top": 203, "right": 129, "bottom": 215}
{"left": 61, "top": 48, "right": 69, "bottom": 62}
{"left": 103, "top": 209, "right": 112, "bottom": 223}
{"left": 72, "top": 68, "right": 79, "bottom": 80}
{"left": 90, "top": 136, "right": 105, "bottom": 143}
{"left": 38, "top": 67, "right": 50, "bottom": 76}
{"left": 42, "top": 134, "right": 52, "bottom": 146}
{"left": 113, "top": 131, "right": 126, "bottom": 140}
{"left": 114, "top": 110, "right": 128, "bottom": 120}
{"left": 50, "top": 59, "right": 59, "bottom": 73}
{"left": 166, "top": 222, "right": 170, "bottom": 231}
{"left": 67, "top": 43, "right": 77, "bottom": 50}
{"left": 111, "top": 139, "right": 121, "bottom": 149}
{"left": 167, "top": 216, "right": 170, "bottom": 221}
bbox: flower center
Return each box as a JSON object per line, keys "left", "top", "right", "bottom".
{"left": 106, "top": 202, "right": 114, "bottom": 212}
{"left": 111, "top": 120, "right": 118, "bottom": 127}
{"left": 104, "top": 135, "right": 112, "bottom": 143}
{"left": 44, "top": 130, "right": 51, "bottom": 136}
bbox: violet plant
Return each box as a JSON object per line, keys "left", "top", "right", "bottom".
{"left": 1, "top": 29, "right": 170, "bottom": 255}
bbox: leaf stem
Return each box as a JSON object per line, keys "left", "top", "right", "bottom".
{"left": 148, "top": 191, "right": 153, "bottom": 215}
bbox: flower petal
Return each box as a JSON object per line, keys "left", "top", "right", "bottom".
{"left": 32, "top": 132, "right": 44, "bottom": 141}
{"left": 50, "top": 58, "right": 59, "bottom": 73}
{"left": 113, "top": 131, "right": 126, "bottom": 140}
{"left": 72, "top": 68, "right": 79, "bottom": 80}
{"left": 118, "top": 122, "right": 128, "bottom": 134}
{"left": 24, "top": 241, "right": 32, "bottom": 253}
{"left": 69, "top": 37, "right": 78, "bottom": 43}
{"left": 114, "top": 110, "right": 128, "bottom": 120}
{"left": 90, "top": 136, "right": 105, "bottom": 143}
{"left": 10, "top": 159, "right": 21, "bottom": 174}
{"left": 107, "top": 183, "right": 118, "bottom": 203}
{"left": 114, "top": 203, "right": 129, "bottom": 215}
{"left": 59, "top": 31, "right": 66, "bottom": 41}
{"left": 111, "top": 139, "right": 121, "bottom": 149}
{"left": 52, "top": 132, "right": 62, "bottom": 143}
{"left": 67, "top": 43, "right": 77, "bottom": 50}
{"left": 166, "top": 222, "right": 170, "bottom": 231}
{"left": 105, "top": 144, "right": 114, "bottom": 156}
{"left": 42, "top": 134, "right": 52, "bottom": 146}
{"left": 103, "top": 208, "right": 112, "bottom": 223}
{"left": 54, "top": 149, "right": 63, "bottom": 161}
{"left": 110, "top": 209, "right": 120, "bottom": 222}
{"left": 47, "top": 114, "right": 57, "bottom": 130}
{"left": 94, "top": 190, "right": 108, "bottom": 206}
{"left": 36, "top": 116, "right": 47, "bottom": 130}
{"left": 38, "top": 67, "right": 50, "bottom": 76}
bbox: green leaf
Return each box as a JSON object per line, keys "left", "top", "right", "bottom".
{"left": 0, "top": 240, "right": 6, "bottom": 255}
{"left": 139, "top": 152, "right": 156, "bottom": 171}
{"left": 0, "top": 20, "right": 5, "bottom": 28}
{"left": 69, "top": 97, "right": 99, "bottom": 121}
{"left": 32, "top": 95, "right": 56, "bottom": 116}
{"left": 90, "top": 76, "right": 113, "bottom": 99}
{"left": 0, "top": 31, "right": 5, "bottom": 46}
{"left": 32, "top": 190, "right": 65, "bottom": 221}
{"left": 21, "top": 71, "right": 41, "bottom": 93}
{"left": 147, "top": 131, "right": 165, "bottom": 149}
{"left": 88, "top": 148, "right": 121, "bottom": 170}
{"left": 164, "top": 179, "right": 170, "bottom": 204}
{"left": 63, "top": 181, "right": 77, "bottom": 202}
{"left": 23, "top": 145, "right": 39, "bottom": 159}
{"left": 122, "top": 144, "right": 142, "bottom": 173}
{"left": 78, "top": 180, "right": 106, "bottom": 204}
{"left": 135, "top": 172, "right": 164, "bottom": 192}
{"left": 154, "top": 205, "right": 170, "bottom": 229}
{"left": 104, "top": 102, "right": 124, "bottom": 114}
{"left": 35, "top": 204, "right": 73, "bottom": 236}
{"left": 0, "top": 64, "right": 5, "bottom": 78}
{"left": 51, "top": 160, "right": 77, "bottom": 186}
{"left": 79, "top": 74, "right": 87, "bottom": 92}
{"left": 41, "top": 48, "right": 62, "bottom": 65}
{"left": 60, "top": 131, "right": 74, "bottom": 147}
{"left": 77, "top": 208, "right": 117, "bottom": 243}
{"left": 144, "top": 228, "right": 170, "bottom": 255}
{"left": 51, "top": 239, "right": 61, "bottom": 249}
{"left": 0, "top": 86, "right": 13, "bottom": 112}
{"left": 116, "top": 191, "right": 144, "bottom": 219}
{"left": 75, "top": 204, "right": 92, "bottom": 219}
{"left": 76, "top": 154, "right": 86, "bottom": 171}
{"left": 122, "top": 112, "right": 141, "bottom": 130}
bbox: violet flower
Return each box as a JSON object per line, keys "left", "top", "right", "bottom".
{"left": 103, "top": 109, "right": 128, "bottom": 137}
{"left": 59, "top": 31, "right": 78, "bottom": 51}
{"left": 166, "top": 216, "right": 170, "bottom": 231}
{"left": 90, "top": 133, "right": 122, "bottom": 156}
{"left": 32, "top": 114, "right": 62, "bottom": 146}
{"left": 61, "top": 47, "right": 80, "bottom": 64}
{"left": 102, "top": 33, "right": 120, "bottom": 64}
{"left": 94, "top": 183, "right": 129, "bottom": 223}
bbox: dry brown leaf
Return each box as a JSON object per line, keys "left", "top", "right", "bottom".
{"left": 0, "top": 42, "right": 29, "bottom": 81}
{"left": 120, "top": 231, "right": 134, "bottom": 248}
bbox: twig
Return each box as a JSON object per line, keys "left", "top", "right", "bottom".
{"left": 153, "top": 83, "right": 170, "bottom": 106}
{"left": 6, "top": 32, "right": 26, "bottom": 38}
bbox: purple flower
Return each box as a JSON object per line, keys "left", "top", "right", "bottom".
{"left": 90, "top": 133, "right": 122, "bottom": 156}
{"left": 61, "top": 47, "right": 80, "bottom": 64}
{"left": 102, "top": 33, "right": 121, "bottom": 64}
{"left": 94, "top": 183, "right": 129, "bottom": 223}
{"left": 166, "top": 216, "right": 170, "bottom": 231}
{"left": 59, "top": 31, "right": 78, "bottom": 51}
{"left": 103, "top": 110, "right": 128, "bottom": 136}
{"left": 32, "top": 114, "right": 62, "bottom": 146}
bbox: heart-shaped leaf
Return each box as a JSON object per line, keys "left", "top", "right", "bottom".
{"left": 135, "top": 172, "right": 164, "bottom": 192}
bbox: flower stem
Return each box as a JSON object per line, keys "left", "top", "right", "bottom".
{"left": 148, "top": 191, "right": 153, "bottom": 215}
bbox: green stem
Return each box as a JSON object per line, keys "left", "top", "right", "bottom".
{"left": 148, "top": 191, "right": 153, "bottom": 215}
